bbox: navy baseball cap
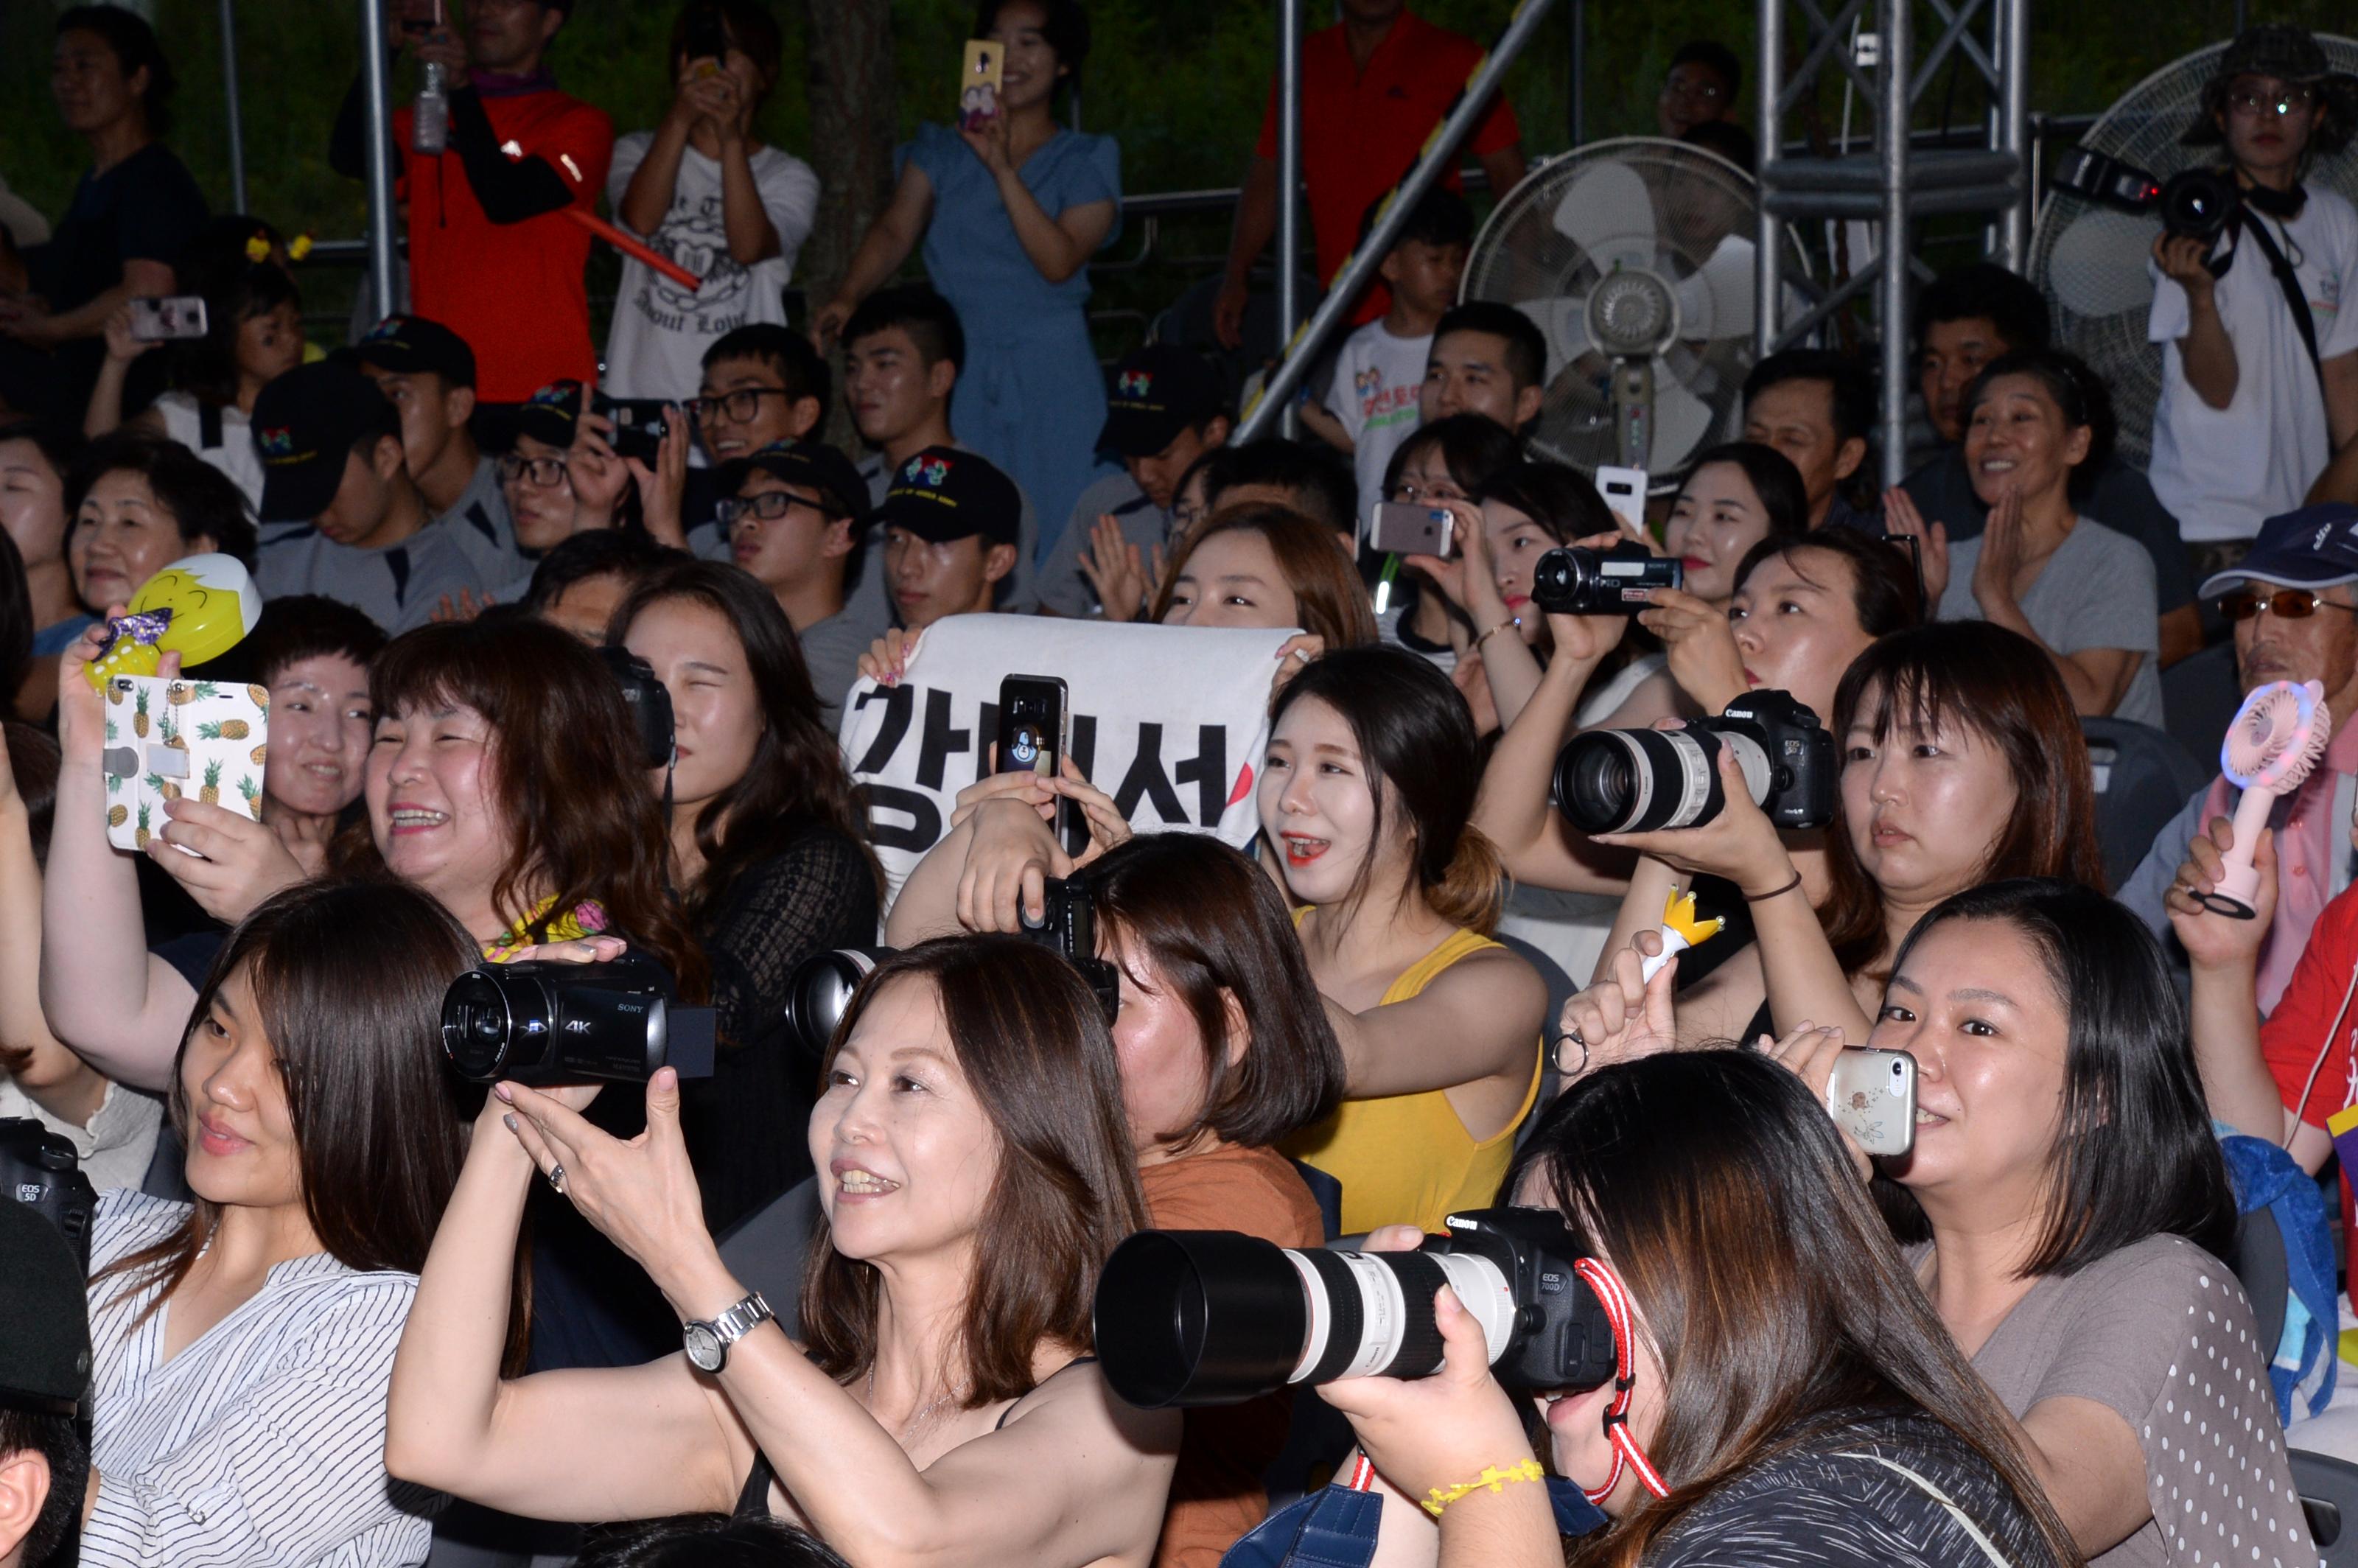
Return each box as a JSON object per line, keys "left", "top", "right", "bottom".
{"left": 345, "top": 313, "right": 477, "bottom": 389}
{"left": 1099, "top": 345, "right": 1228, "bottom": 458}
{"left": 251, "top": 361, "right": 400, "bottom": 523}
{"left": 716, "top": 439, "right": 870, "bottom": 524}
{"left": 2199, "top": 505, "right": 2358, "bottom": 598}
{"left": 514, "top": 379, "right": 587, "bottom": 450}
{"left": 877, "top": 446, "right": 1021, "bottom": 547}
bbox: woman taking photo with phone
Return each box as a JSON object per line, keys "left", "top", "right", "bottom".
{"left": 809, "top": 0, "right": 1119, "bottom": 536}
{"left": 82, "top": 878, "right": 476, "bottom": 1567}
{"left": 612, "top": 559, "right": 878, "bottom": 1230}
{"left": 385, "top": 936, "right": 1180, "bottom": 1567}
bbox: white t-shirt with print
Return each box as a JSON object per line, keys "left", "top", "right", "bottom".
{"left": 601, "top": 133, "right": 821, "bottom": 403}
{"left": 2148, "top": 186, "right": 2358, "bottom": 542}
{"left": 1324, "top": 319, "right": 1432, "bottom": 525}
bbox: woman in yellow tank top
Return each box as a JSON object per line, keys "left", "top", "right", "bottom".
{"left": 1260, "top": 648, "right": 1547, "bottom": 1234}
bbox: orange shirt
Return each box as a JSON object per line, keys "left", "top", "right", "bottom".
{"left": 1253, "top": 10, "right": 1519, "bottom": 322}
{"left": 1139, "top": 1145, "right": 1324, "bottom": 1568}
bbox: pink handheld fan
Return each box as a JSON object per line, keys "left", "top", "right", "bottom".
{"left": 2204, "top": 678, "right": 2331, "bottom": 919}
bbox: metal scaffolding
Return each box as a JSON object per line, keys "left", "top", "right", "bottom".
{"left": 1754, "top": 0, "right": 2032, "bottom": 486}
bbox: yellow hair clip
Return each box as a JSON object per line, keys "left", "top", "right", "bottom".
{"left": 287, "top": 232, "right": 315, "bottom": 262}
{"left": 244, "top": 234, "right": 270, "bottom": 262}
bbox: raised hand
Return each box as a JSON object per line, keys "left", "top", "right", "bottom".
{"left": 2164, "top": 816, "right": 2278, "bottom": 968}
{"left": 1639, "top": 587, "right": 1746, "bottom": 714}
{"left": 1553, "top": 930, "right": 1679, "bottom": 1085}
{"left": 1881, "top": 486, "right": 1950, "bottom": 607}
{"left": 1077, "top": 513, "right": 1150, "bottom": 620}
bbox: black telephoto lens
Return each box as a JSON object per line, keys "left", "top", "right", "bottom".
{"left": 1094, "top": 1231, "right": 1315, "bottom": 1408}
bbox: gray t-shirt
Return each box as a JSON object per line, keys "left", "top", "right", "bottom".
{"left": 796, "top": 609, "right": 867, "bottom": 729}
{"left": 255, "top": 515, "right": 489, "bottom": 634}
{"left": 1937, "top": 517, "right": 2164, "bottom": 729}
{"left": 435, "top": 454, "right": 522, "bottom": 584}
{"left": 856, "top": 442, "right": 1040, "bottom": 623}
{"left": 1035, "top": 468, "right": 1169, "bottom": 617}
{"left": 1948, "top": 1233, "right": 2320, "bottom": 1568}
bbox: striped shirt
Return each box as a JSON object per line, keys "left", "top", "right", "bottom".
{"left": 81, "top": 1190, "right": 440, "bottom": 1567}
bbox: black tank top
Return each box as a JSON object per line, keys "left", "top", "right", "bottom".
{"left": 731, "top": 1356, "right": 1099, "bottom": 1520}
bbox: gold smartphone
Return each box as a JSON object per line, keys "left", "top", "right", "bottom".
{"left": 960, "top": 39, "right": 1004, "bottom": 130}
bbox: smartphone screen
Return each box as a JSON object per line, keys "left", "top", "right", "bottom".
{"left": 997, "top": 675, "right": 1078, "bottom": 854}
{"left": 130, "top": 296, "right": 210, "bottom": 342}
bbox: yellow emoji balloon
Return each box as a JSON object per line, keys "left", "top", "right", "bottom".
{"left": 84, "top": 553, "right": 263, "bottom": 688}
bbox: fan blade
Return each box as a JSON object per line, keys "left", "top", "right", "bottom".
{"left": 1552, "top": 161, "right": 1659, "bottom": 273}
{"left": 2046, "top": 209, "right": 2161, "bottom": 318}
{"left": 1673, "top": 236, "right": 1757, "bottom": 343}
{"left": 1646, "top": 369, "right": 1720, "bottom": 473}
{"left": 1517, "top": 295, "right": 1592, "bottom": 378}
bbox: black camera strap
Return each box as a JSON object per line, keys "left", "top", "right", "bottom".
{"left": 2235, "top": 205, "right": 2329, "bottom": 400}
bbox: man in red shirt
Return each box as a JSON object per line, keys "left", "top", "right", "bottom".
{"left": 332, "top": 0, "right": 612, "bottom": 405}
{"left": 1212, "top": 0, "right": 1525, "bottom": 346}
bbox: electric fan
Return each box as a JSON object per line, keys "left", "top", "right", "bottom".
{"left": 2028, "top": 36, "right": 2358, "bottom": 466}
{"left": 1460, "top": 137, "right": 1807, "bottom": 485}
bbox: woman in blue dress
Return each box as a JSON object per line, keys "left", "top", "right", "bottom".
{"left": 810, "top": 0, "right": 1119, "bottom": 546}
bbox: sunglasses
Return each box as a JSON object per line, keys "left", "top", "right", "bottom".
{"left": 2217, "top": 587, "right": 2358, "bottom": 622}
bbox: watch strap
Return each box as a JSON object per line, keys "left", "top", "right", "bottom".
{"left": 692, "top": 1290, "right": 774, "bottom": 1362}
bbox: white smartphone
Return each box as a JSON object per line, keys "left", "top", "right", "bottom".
{"left": 1825, "top": 1047, "right": 1917, "bottom": 1158}
{"left": 101, "top": 676, "right": 270, "bottom": 853}
{"left": 1367, "top": 501, "right": 1455, "bottom": 557}
{"left": 129, "top": 296, "right": 209, "bottom": 342}
{"left": 1595, "top": 465, "right": 1648, "bottom": 535}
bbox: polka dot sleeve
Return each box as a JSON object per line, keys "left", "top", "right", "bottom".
{"left": 2006, "top": 1236, "right": 2320, "bottom": 1568}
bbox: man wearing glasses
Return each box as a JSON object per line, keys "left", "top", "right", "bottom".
{"left": 1656, "top": 40, "right": 1742, "bottom": 142}
{"left": 712, "top": 438, "right": 871, "bottom": 721}
{"left": 2121, "top": 503, "right": 2358, "bottom": 1006}
{"left": 2150, "top": 24, "right": 2358, "bottom": 573}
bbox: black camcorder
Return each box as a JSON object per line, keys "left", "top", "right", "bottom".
{"left": 1, "top": 1116, "right": 97, "bottom": 1275}
{"left": 441, "top": 951, "right": 716, "bottom": 1086}
{"left": 1092, "top": 1207, "right": 1620, "bottom": 1408}
{"left": 1554, "top": 687, "right": 1835, "bottom": 835}
{"left": 783, "top": 875, "right": 1120, "bottom": 1061}
{"left": 2054, "top": 147, "right": 2242, "bottom": 248}
{"left": 1530, "top": 542, "right": 1682, "bottom": 616}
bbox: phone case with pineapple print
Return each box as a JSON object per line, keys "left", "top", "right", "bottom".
{"left": 101, "top": 676, "right": 270, "bottom": 853}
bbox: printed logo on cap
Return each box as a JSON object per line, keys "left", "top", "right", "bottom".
{"left": 1117, "top": 369, "right": 1152, "bottom": 398}
{"left": 904, "top": 455, "right": 951, "bottom": 487}
{"left": 363, "top": 317, "right": 407, "bottom": 343}
{"left": 256, "top": 427, "right": 310, "bottom": 465}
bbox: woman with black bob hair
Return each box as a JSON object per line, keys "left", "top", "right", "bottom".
{"left": 82, "top": 878, "right": 477, "bottom": 1565}
{"left": 1373, "top": 413, "right": 1525, "bottom": 670}
{"left": 1324, "top": 1049, "right": 2078, "bottom": 1567}
{"left": 65, "top": 430, "right": 258, "bottom": 612}
{"left": 611, "top": 559, "right": 879, "bottom": 1229}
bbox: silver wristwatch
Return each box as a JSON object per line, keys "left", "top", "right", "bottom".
{"left": 683, "top": 1290, "right": 774, "bottom": 1373}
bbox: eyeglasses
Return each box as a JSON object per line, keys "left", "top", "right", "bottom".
{"left": 715, "top": 491, "right": 834, "bottom": 528}
{"left": 497, "top": 454, "right": 570, "bottom": 489}
{"left": 688, "top": 388, "right": 794, "bottom": 424}
{"left": 2228, "top": 84, "right": 2319, "bottom": 117}
{"left": 2217, "top": 587, "right": 2358, "bottom": 622}
{"left": 1387, "top": 480, "right": 1469, "bottom": 505}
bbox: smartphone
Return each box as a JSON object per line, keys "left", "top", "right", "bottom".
{"left": 1595, "top": 465, "right": 1648, "bottom": 536}
{"left": 396, "top": 0, "right": 442, "bottom": 35}
{"left": 996, "top": 674, "right": 1080, "bottom": 855}
{"left": 592, "top": 394, "right": 672, "bottom": 464}
{"left": 101, "top": 676, "right": 270, "bottom": 854}
{"left": 682, "top": 2, "right": 728, "bottom": 72}
{"left": 1367, "top": 501, "right": 1455, "bottom": 557}
{"left": 129, "top": 297, "right": 209, "bottom": 343}
{"left": 1825, "top": 1047, "right": 1917, "bottom": 1159}
{"left": 960, "top": 39, "right": 1004, "bottom": 131}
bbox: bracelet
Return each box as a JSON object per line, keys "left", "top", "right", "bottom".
{"left": 1742, "top": 869, "right": 1805, "bottom": 903}
{"left": 1472, "top": 618, "right": 1517, "bottom": 652}
{"left": 1421, "top": 1458, "right": 1547, "bottom": 1517}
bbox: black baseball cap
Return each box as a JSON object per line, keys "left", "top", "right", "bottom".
{"left": 716, "top": 439, "right": 870, "bottom": 524}
{"left": 1099, "top": 345, "right": 1228, "bottom": 459}
{"left": 876, "top": 445, "right": 1021, "bottom": 547}
{"left": 251, "top": 361, "right": 401, "bottom": 523}
{"left": 514, "top": 379, "right": 587, "bottom": 449}
{"left": 346, "top": 313, "right": 477, "bottom": 389}
{"left": 0, "top": 1200, "right": 91, "bottom": 1416}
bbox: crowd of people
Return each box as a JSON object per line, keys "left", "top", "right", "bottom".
{"left": 4, "top": 2, "right": 2358, "bottom": 1567}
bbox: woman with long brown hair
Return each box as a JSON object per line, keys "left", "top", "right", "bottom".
{"left": 82, "top": 878, "right": 477, "bottom": 1567}
{"left": 1562, "top": 620, "right": 2102, "bottom": 1057}
{"left": 1323, "top": 1049, "right": 2080, "bottom": 1568}
{"left": 612, "top": 559, "right": 878, "bottom": 1229}
{"left": 385, "top": 936, "right": 1180, "bottom": 1568}
{"left": 1150, "top": 502, "right": 1379, "bottom": 648}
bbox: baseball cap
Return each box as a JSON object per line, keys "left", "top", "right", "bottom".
{"left": 514, "top": 379, "right": 587, "bottom": 450}
{"left": 1098, "top": 345, "right": 1228, "bottom": 459}
{"left": 716, "top": 439, "right": 870, "bottom": 524}
{"left": 251, "top": 361, "right": 400, "bottom": 523}
{"left": 2198, "top": 505, "right": 2358, "bottom": 598}
{"left": 0, "top": 1199, "right": 92, "bottom": 1416}
{"left": 345, "top": 313, "right": 477, "bottom": 389}
{"left": 876, "top": 446, "right": 1021, "bottom": 547}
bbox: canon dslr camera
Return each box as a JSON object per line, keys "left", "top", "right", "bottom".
{"left": 441, "top": 950, "right": 716, "bottom": 1086}
{"left": 1092, "top": 1207, "right": 1619, "bottom": 1408}
{"left": 1, "top": 1116, "right": 97, "bottom": 1274}
{"left": 1554, "top": 687, "right": 1835, "bottom": 835}
{"left": 1530, "top": 541, "right": 1682, "bottom": 615}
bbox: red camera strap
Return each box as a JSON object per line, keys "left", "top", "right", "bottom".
{"left": 1572, "top": 1259, "right": 1670, "bottom": 1504}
